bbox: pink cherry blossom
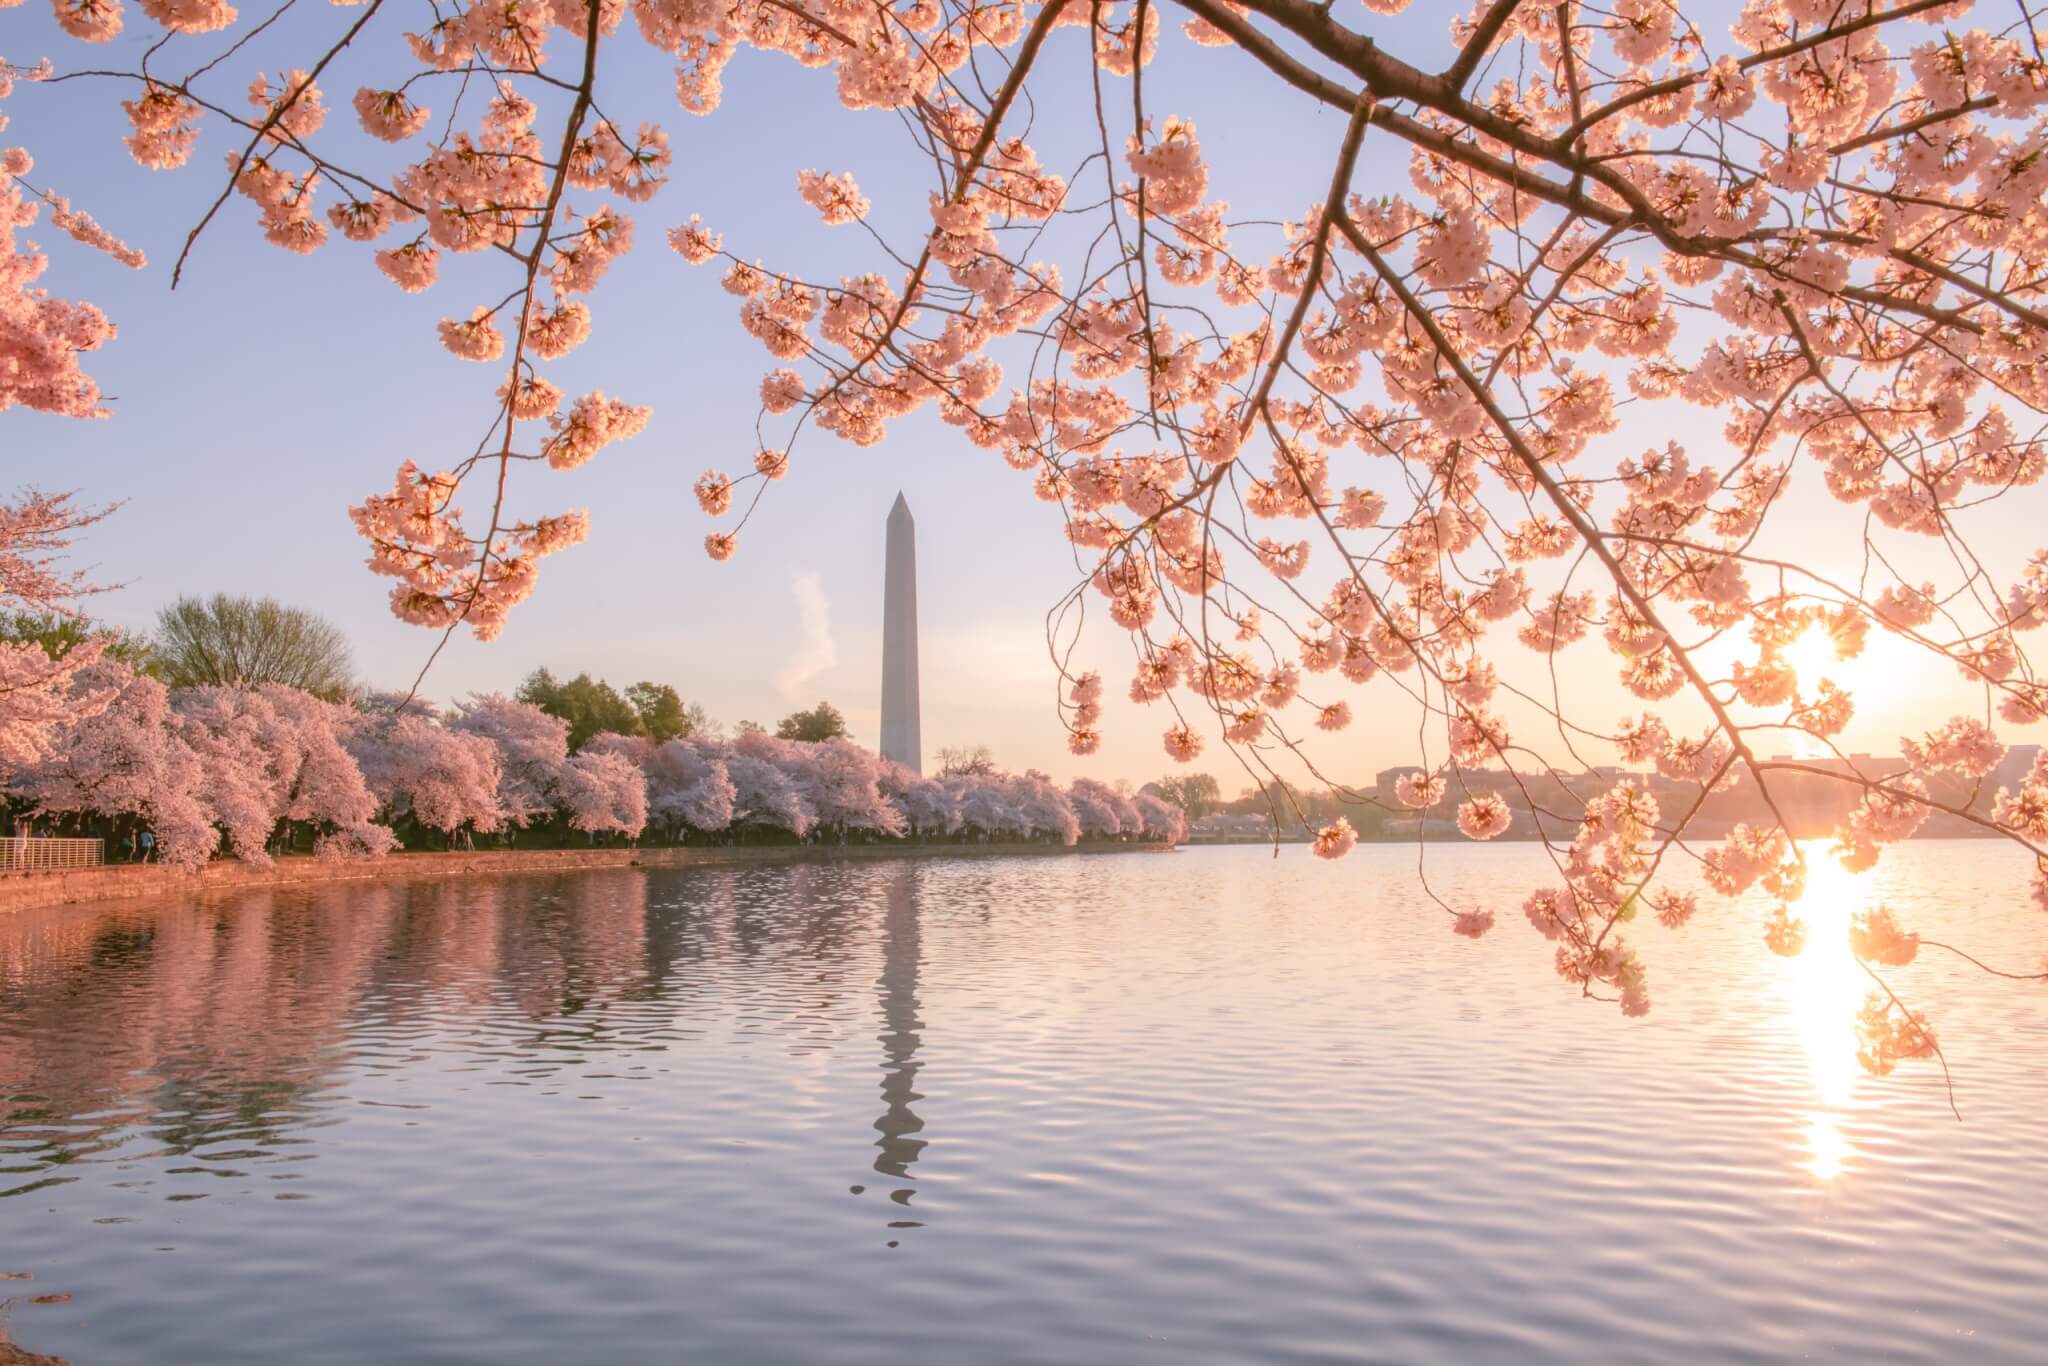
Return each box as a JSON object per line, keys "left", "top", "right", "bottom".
{"left": 376, "top": 242, "right": 439, "bottom": 292}
{"left": 542, "top": 391, "right": 649, "bottom": 469}
{"left": 354, "top": 87, "right": 431, "bottom": 143}
{"left": 1311, "top": 817, "right": 1356, "bottom": 860}
{"left": 796, "top": 169, "right": 869, "bottom": 225}
{"left": 694, "top": 471, "right": 733, "bottom": 515}
{"left": 1850, "top": 907, "right": 1921, "bottom": 968}
{"left": 438, "top": 308, "right": 504, "bottom": 361}
{"left": 1452, "top": 910, "right": 1495, "bottom": 939}
{"left": 1456, "top": 794, "right": 1511, "bottom": 840}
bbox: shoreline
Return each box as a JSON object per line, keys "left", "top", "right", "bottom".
{"left": 1184, "top": 829, "right": 2023, "bottom": 846}
{"left": 0, "top": 841, "right": 1178, "bottom": 917}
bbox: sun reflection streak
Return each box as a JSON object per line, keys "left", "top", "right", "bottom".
{"left": 1805, "top": 1114, "right": 1852, "bottom": 1181}
{"left": 1776, "top": 843, "right": 1870, "bottom": 1179}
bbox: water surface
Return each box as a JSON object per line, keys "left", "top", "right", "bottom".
{"left": 2, "top": 843, "right": 2044, "bottom": 1363}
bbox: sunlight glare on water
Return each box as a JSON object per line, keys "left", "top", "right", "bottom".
{"left": 1778, "top": 842, "right": 1869, "bottom": 1179}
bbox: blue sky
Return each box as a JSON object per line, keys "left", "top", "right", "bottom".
{"left": 7, "top": 4, "right": 2027, "bottom": 787}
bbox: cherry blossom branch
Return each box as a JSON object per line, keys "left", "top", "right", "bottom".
{"left": 170, "top": 0, "right": 387, "bottom": 288}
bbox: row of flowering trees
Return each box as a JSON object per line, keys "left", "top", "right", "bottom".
{"left": 4, "top": 655, "right": 1187, "bottom": 869}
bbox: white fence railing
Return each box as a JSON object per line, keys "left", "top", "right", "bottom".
{"left": 1, "top": 837, "right": 106, "bottom": 872}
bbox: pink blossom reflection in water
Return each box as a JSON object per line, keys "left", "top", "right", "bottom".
{"left": 0, "top": 842, "right": 2043, "bottom": 1364}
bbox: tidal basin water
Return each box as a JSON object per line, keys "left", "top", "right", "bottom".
{"left": 2, "top": 843, "right": 2045, "bottom": 1364}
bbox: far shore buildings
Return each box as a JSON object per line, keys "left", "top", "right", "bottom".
{"left": 1362, "top": 744, "right": 2041, "bottom": 841}
{"left": 879, "top": 493, "right": 922, "bottom": 774}
{"left": 1182, "top": 745, "right": 2041, "bottom": 843}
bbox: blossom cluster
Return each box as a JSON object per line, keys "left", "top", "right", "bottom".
{"left": 0, "top": 491, "right": 119, "bottom": 766}
{"left": 3, "top": 61, "right": 131, "bottom": 418}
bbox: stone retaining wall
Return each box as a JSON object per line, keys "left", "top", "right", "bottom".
{"left": 0, "top": 841, "right": 1176, "bottom": 916}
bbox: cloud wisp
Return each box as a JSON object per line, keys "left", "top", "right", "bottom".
{"left": 776, "top": 570, "right": 838, "bottom": 700}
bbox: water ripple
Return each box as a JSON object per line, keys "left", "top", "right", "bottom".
{"left": 0, "top": 847, "right": 2042, "bottom": 1362}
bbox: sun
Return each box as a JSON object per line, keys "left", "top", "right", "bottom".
{"left": 1778, "top": 625, "right": 1847, "bottom": 759}
{"left": 1783, "top": 623, "right": 1844, "bottom": 700}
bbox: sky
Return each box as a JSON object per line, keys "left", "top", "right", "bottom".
{"left": 7, "top": 3, "right": 2038, "bottom": 791}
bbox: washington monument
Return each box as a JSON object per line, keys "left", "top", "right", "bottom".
{"left": 880, "top": 492, "right": 922, "bottom": 773}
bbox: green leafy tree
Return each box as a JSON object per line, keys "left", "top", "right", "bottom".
{"left": 2, "top": 609, "right": 157, "bottom": 672}
{"left": 775, "top": 700, "right": 847, "bottom": 743}
{"left": 1152, "top": 772, "right": 1222, "bottom": 818}
{"left": 516, "top": 668, "right": 642, "bottom": 751}
{"left": 152, "top": 594, "right": 355, "bottom": 700}
{"left": 625, "top": 681, "right": 693, "bottom": 744}
{"left": 1224, "top": 779, "right": 1305, "bottom": 818}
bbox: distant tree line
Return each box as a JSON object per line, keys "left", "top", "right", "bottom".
{"left": 2, "top": 595, "right": 1187, "bottom": 861}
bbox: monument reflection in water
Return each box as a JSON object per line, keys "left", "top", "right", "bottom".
{"left": 870, "top": 869, "right": 927, "bottom": 1233}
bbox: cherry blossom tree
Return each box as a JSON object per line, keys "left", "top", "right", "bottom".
{"left": 556, "top": 744, "right": 650, "bottom": 838}
{"left": 448, "top": 691, "right": 572, "bottom": 826}
{"left": 263, "top": 684, "right": 398, "bottom": 857}
{"left": 174, "top": 684, "right": 395, "bottom": 862}
{"left": 0, "top": 620, "right": 106, "bottom": 768}
{"left": 793, "top": 737, "right": 909, "bottom": 837}
{"left": 642, "top": 735, "right": 738, "bottom": 836}
{"left": 11, "top": 0, "right": 2048, "bottom": 1078}
{"left": 724, "top": 731, "right": 817, "bottom": 837}
{"left": 1135, "top": 790, "right": 1189, "bottom": 844}
{"left": 947, "top": 769, "right": 1082, "bottom": 843}
{"left": 1070, "top": 775, "right": 1142, "bottom": 837}
{"left": 13, "top": 659, "right": 216, "bottom": 866}
{"left": 169, "top": 685, "right": 285, "bottom": 862}
{"left": 0, "top": 491, "right": 116, "bottom": 766}
{"left": 1010, "top": 769, "right": 1084, "bottom": 845}
{"left": 880, "top": 757, "right": 961, "bottom": 837}
{"left": 347, "top": 696, "right": 506, "bottom": 840}
{"left": 950, "top": 772, "right": 1026, "bottom": 840}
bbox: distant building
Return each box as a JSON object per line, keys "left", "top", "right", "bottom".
{"left": 1991, "top": 744, "right": 2042, "bottom": 792}
{"left": 1187, "top": 812, "right": 1281, "bottom": 843}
